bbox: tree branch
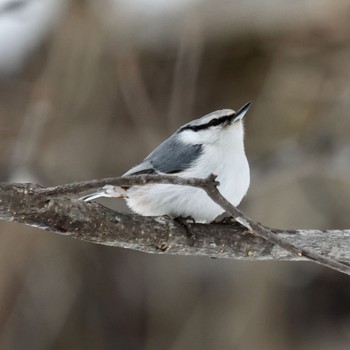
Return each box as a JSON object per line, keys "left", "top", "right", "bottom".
{"left": 1, "top": 175, "right": 350, "bottom": 276}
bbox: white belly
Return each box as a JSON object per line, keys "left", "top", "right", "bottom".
{"left": 126, "top": 151, "right": 250, "bottom": 223}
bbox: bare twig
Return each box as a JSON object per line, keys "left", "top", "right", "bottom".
{"left": 38, "top": 174, "right": 214, "bottom": 197}
{"left": 1, "top": 174, "right": 350, "bottom": 276}
{"left": 199, "top": 175, "right": 350, "bottom": 276}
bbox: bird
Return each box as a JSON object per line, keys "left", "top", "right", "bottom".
{"left": 81, "top": 102, "right": 251, "bottom": 223}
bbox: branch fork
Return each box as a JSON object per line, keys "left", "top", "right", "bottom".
{"left": 0, "top": 174, "right": 349, "bottom": 276}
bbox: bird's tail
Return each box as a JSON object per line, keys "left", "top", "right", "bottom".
{"left": 79, "top": 185, "right": 128, "bottom": 201}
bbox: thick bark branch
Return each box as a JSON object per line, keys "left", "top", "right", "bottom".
{"left": 1, "top": 177, "right": 350, "bottom": 276}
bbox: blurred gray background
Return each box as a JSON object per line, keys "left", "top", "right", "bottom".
{"left": 1, "top": 0, "right": 350, "bottom": 349}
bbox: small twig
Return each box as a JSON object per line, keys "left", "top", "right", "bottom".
{"left": 38, "top": 174, "right": 215, "bottom": 197}
{"left": 200, "top": 175, "right": 350, "bottom": 276}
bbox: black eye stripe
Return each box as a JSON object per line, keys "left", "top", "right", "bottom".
{"left": 179, "top": 114, "right": 233, "bottom": 132}
{"left": 209, "top": 118, "right": 220, "bottom": 127}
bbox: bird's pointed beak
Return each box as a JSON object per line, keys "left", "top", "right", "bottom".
{"left": 233, "top": 101, "right": 251, "bottom": 122}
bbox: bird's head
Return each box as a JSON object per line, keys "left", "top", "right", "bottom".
{"left": 177, "top": 102, "right": 251, "bottom": 145}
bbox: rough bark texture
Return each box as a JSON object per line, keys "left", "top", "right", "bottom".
{"left": 1, "top": 181, "right": 350, "bottom": 264}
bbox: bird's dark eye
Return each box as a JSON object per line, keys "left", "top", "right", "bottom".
{"left": 208, "top": 118, "right": 220, "bottom": 127}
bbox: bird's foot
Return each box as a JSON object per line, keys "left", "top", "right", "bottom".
{"left": 174, "top": 216, "right": 196, "bottom": 246}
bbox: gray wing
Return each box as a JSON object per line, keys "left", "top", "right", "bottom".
{"left": 123, "top": 135, "right": 202, "bottom": 176}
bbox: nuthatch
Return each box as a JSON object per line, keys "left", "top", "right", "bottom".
{"left": 81, "top": 102, "right": 251, "bottom": 223}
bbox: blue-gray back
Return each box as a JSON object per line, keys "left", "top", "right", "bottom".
{"left": 124, "top": 134, "right": 202, "bottom": 176}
